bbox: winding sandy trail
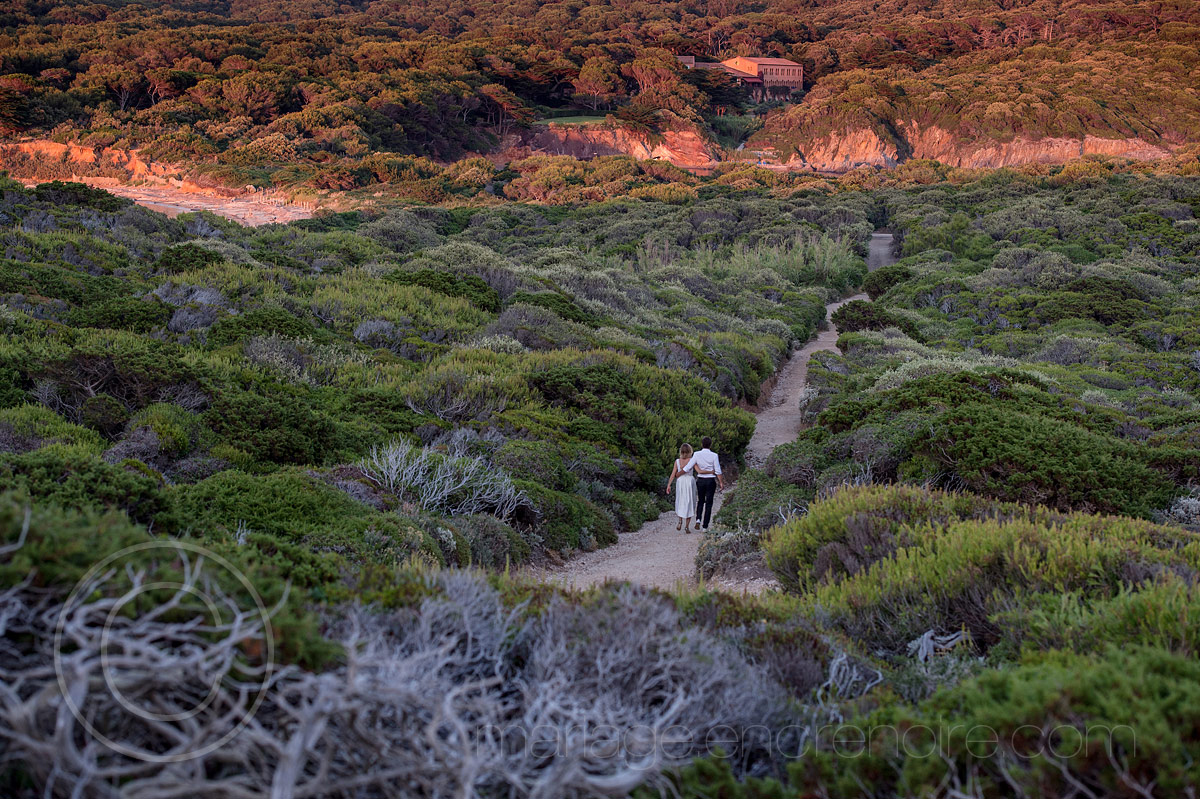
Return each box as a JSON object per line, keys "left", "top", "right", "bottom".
{"left": 744, "top": 293, "right": 866, "bottom": 467}
{"left": 529, "top": 234, "right": 894, "bottom": 591}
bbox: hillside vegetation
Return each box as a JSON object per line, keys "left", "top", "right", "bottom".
{"left": 0, "top": 176, "right": 870, "bottom": 582}
{"left": 703, "top": 170, "right": 1200, "bottom": 796}
{"left": 709, "top": 169, "right": 1200, "bottom": 548}
{"left": 0, "top": 0, "right": 1198, "bottom": 186}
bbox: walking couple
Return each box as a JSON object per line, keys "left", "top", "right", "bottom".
{"left": 665, "top": 437, "right": 724, "bottom": 533}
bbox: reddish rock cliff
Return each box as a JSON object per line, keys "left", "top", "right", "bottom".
{"left": 9, "top": 140, "right": 176, "bottom": 181}
{"left": 528, "top": 120, "right": 1173, "bottom": 173}
{"left": 525, "top": 124, "right": 719, "bottom": 168}
{"left": 2, "top": 140, "right": 246, "bottom": 196}
{"left": 783, "top": 124, "right": 1174, "bottom": 172}
{"left": 783, "top": 128, "right": 903, "bottom": 171}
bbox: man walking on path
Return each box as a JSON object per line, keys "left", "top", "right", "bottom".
{"left": 683, "top": 437, "right": 724, "bottom": 530}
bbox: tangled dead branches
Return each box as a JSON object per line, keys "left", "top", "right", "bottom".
{"left": 2, "top": 554, "right": 881, "bottom": 798}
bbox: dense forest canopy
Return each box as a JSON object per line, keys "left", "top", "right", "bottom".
{"left": 0, "top": 0, "right": 1197, "bottom": 183}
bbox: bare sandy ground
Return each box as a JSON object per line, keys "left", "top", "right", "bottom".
{"left": 527, "top": 496, "right": 724, "bottom": 592}
{"left": 108, "top": 185, "right": 314, "bottom": 226}
{"left": 528, "top": 233, "right": 895, "bottom": 592}
{"left": 23, "top": 180, "right": 314, "bottom": 226}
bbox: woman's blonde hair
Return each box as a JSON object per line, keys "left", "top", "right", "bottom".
{"left": 679, "top": 443, "right": 693, "bottom": 459}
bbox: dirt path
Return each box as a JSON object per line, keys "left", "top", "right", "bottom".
{"left": 527, "top": 499, "right": 719, "bottom": 591}
{"left": 529, "top": 233, "right": 894, "bottom": 591}
{"left": 745, "top": 293, "right": 867, "bottom": 467}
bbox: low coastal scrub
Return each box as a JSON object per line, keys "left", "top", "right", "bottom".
{"left": 724, "top": 172, "right": 1200, "bottom": 540}
{"left": 681, "top": 170, "right": 1200, "bottom": 795}
{"left": 737, "top": 484, "right": 1200, "bottom": 798}
{"left": 0, "top": 494, "right": 877, "bottom": 796}
{"left": 0, "top": 178, "right": 868, "bottom": 570}
{"left": 766, "top": 485, "right": 1200, "bottom": 652}
{"left": 4, "top": 169, "right": 1200, "bottom": 797}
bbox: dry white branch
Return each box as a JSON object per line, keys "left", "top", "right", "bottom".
{"left": 0, "top": 506, "right": 29, "bottom": 556}
{"left": 359, "top": 440, "right": 528, "bottom": 520}
{"left": 907, "top": 629, "right": 970, "bottom": 663}
{"left": 4, "top": 568, "right": 873, "bottom": 797}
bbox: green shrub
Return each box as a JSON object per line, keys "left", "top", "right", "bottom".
{"left": 802, "top": 368, "right": 1194, "bottom": 516}
{"left": 763, "top": 441, "right": 818, "bottom": 488}
{"left": 79, "top": 393, "right": 129, "bottom": 436}
{"left": 0, "top": 260, "right": 126, "bottom": 307}
{"left": 900, "top": 212, "right": 995, "bottom": 260}
{"left": 523, "top": 352, "right": 755, "bottom": 485}
{"left": 815, "top": 372, "right": 1068, "bottom": 436}
{"left": 907, "top": 402, "right": 1181, "bottom": 517}
{"left": 208, "top": 306, "right": 318, "bottom": 348}
{"left": 388, "top": 268, "right": 500, "bottom": 312}
{"left": 176, "top": 469, "right": 439, "bottom": 575}
{"left": 0, "top": 445, "right": 179, "bottom": 531}
{"left": 764, "top": 484, "right": 995, "bottom": 595}
{"left": 612, "top": 489, "right": 664, "bottom": 531}
{"left": 204, "top": 386, "right": 351, "bottom": 466}
{"left": 33, "top": 332, "right": 197, "bottom": 415}
{"left": 862, "top": 263, "right": 913, "bottom": 300}
{"left": 66, "top": 297, "right": 172, "bottom": 332}
{"left": 715, "top": 471, "right": 811, "bottom": 534}
{"left": 0, "top": 491, "right": 159, "bottom": 590}
{"left": 155, "top": 243, "right": 225, "bottom": 274}
{"left": 32, "top": 181, "right": 130, "bottom": 212}
{"left": 700, "top": 331, "right": 784, "bottom": 403}
{"left": 127, "top": 403, "right": 205, "bottom": 457}
{"left": 177, "top": 468, "right": 366, "bottom": 539}
{"left": 831, "top": 299, "right": 922, "bottom": 340}
{"left": 820, "top": 513, "right": 1193, "bottom": 650}
{"left": 513, "top": 480, "right": 615, "bottom": 551}
{"left": 492, "top": 439, "right": 575, "bottom": 492}
{"left": 995, "top": 579, "right": 1200, "bottom": 660}
{"left": 766, "top": 485, "right": 1200, "bottom": 652}
{"left": 508, "top": 290, "right": 603, "bottom": 327}
{"left": 633, "top": 757, "right": 790, "bottom": 799}
{"left": 0, "top": 404, "right": 104, "bottom": 453}
{"left": 801, "top": 647, "right": 1200, "bottom": 797}
{"left": 0, "top": 365, "right": 23, "bottom": 408}
{"left": 449, "top": 513, "right": 532, "bottom": 568}
{"left": 0, "top": 492, "right": 338, "bottom": 667}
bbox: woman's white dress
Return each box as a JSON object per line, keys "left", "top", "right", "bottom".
{"left": 674, "top": 459, "right": 696, "bottom": 519}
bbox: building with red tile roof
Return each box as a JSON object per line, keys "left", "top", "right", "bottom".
{"left": 676, "top": 55, "right": 763, "bottom": 87}
{"left": 721, "top": 57, "right": 804, "bottom": 95}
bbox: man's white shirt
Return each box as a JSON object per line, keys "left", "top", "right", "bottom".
{"left": 683, "top": 448, "right": 722, "bottom": 476}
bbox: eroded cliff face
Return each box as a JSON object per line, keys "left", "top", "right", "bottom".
{"left": 2, "top": 140, "right": 314, "bottom": 225}
{"left": 11, "top": 140, "right": 171, "bottom": 179}
{"left": 528, "top": 120, "right": 1173, "bottom": 173}
{"left": 784, "top": 124, "right": 1174, "bottom": 172}
{"left": 525, "top": 124, "right": 719, "bottom": 168}
{"left": 783, "top": 128, "right": 904, "bottom": 171}
{"left": 3, "top": 140, "right": 238, "bottom": 196}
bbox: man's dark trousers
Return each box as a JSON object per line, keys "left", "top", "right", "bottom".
{"left": 695, "top": 477, "right": 717, "bottom": 528}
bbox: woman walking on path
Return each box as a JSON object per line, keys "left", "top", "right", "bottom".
{"left": 666, "top": 443, "right": 697, "bottom": 533}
